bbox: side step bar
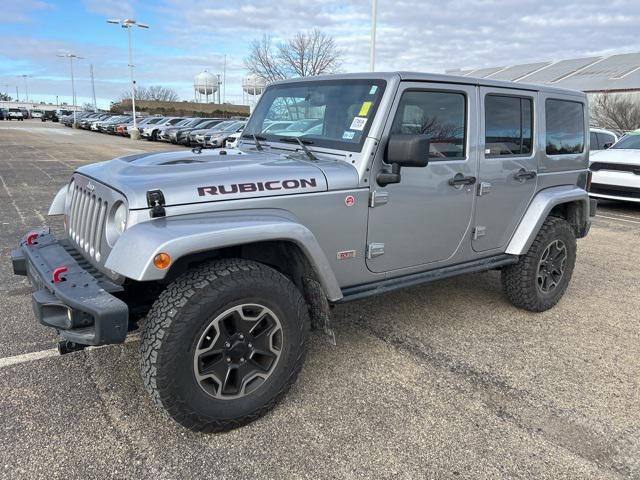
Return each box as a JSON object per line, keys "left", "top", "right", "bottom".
{"left": 338, "top": 254, "right": 518, "bottom": 303}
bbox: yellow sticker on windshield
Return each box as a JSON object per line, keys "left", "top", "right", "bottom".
{"left": 358, "top": 101, "right": 372, "bottom": 116}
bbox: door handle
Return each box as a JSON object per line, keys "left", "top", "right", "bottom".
{"left": 514, "top": 169, "right": 537, "bottom": 182}
{"left": 448, "top": 173, "right": 477, "bottom": 187}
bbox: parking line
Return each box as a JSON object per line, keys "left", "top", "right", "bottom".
{"left": 596, "top": 214, "right": 640, "bottom": 225}
{"left": 0, "top": 348, "right": 59, "bottom": 369}
{"left": 0, "top": 334, "right": 140, "bottom": 370}
{"left": 598, "top": 211, "right": 640, "bottom": 220}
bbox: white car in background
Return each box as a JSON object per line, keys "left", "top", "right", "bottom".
{"left": 590, "top": 128, "right": 618, "bottom": 151}
{"left": 589, "top": 129, "right": 640, "bottom": 203}
{"left": 225, "top": 131, "right": 242, "bottom": 149}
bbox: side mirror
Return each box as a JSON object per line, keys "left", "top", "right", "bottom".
{"left": 602, "top": 142, "right": 613, "bottom": 149}
{"left": 377, "top": 134, "right": 430, "bottom": 186}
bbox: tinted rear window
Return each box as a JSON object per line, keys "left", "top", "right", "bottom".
{"left": 545, "top": 99, "right": 585, "bottom": 155}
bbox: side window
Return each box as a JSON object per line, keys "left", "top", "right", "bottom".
{"left": 484, "top": 95, "right": 533, "bottom": 157}
{"left": 390, "top": 90, "right": 466, "bottom": 159}
{"left": 596, "top": 132, "right": 615, "bottom": 149}
{"left": 545, "top": 99, "right": 585, "bottom": 155}
{"left": 590, "top": 131, "right": 599, "bottom": 150}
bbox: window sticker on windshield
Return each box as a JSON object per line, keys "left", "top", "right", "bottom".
{"left": 342, "top": 130, "right": 356, "bottom": 140}
{"left": 369, "top": 85, "right": 378, "bottom": 95}
{"left": 350, "top": 117, "right": 367, "bottom": 131}
{"left": 358, "top": 101, "right": 372, "bottom": 116}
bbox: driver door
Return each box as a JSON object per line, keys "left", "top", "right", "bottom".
{"left": 366, "top": 82, "right": 478, "bottom": 273}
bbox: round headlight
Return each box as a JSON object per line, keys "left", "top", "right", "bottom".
{"left": 113, "top": 203, "right": 128, "bottom": 235}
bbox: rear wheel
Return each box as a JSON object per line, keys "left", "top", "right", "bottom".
{"left": 501, "top": 216, "right": 576, "bottom": 312}
{"left": 140, "top": 259, "right": 309, "bottom": 432}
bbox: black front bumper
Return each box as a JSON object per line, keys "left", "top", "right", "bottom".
{"left": 11, "top": 230, "right": 129, "bottom": 346}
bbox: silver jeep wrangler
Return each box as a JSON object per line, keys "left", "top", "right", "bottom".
{"left": 11, "top": 72, "right": 595, "bottom": 432}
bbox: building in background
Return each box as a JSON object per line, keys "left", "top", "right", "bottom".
{"left": 447, "top": 52, "right": 640, "bottom": 95}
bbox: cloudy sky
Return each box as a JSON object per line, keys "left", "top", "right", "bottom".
{"left": 2, "top": 0, "right": 640, "bottom": 109}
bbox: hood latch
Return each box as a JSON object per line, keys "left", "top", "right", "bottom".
{"left": 146, "top": 190, "right": 166, "bottom": 218}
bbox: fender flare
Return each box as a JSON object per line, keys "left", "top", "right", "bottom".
{"left": 105, "top": 209, "right": 343, "bottom": 302}
{"left": 505, "top": 185, "right": 590, "bottom": 255}
{"left": 48, "top": 186, "right": 67, "bottom": 215}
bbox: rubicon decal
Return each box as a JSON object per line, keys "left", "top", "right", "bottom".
{"left": 198, "top": 178, "right": 318, "bottom": 196}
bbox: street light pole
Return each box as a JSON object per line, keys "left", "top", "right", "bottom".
{"left": 90, "top": 64, "right": 97, "bottom": 112}
{"left": 19, "top": 75, "right": 31, "bottom": 103}
{"left": 370, "top": 0, "right": 377, "bottom": 72}
{"left": 107, "top": 18, "right": 150, "bottom": 139}
{"left": 57, "top": 53, "right": 84, "bottom": 127}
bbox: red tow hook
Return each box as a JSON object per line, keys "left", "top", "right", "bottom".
{"left": 52, "top": 267, "right": 68, "bottom": 283}
{"left": 26, "top": 232, "right": 39, "bottom": 245}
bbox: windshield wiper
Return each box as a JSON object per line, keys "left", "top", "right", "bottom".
{"left": 279, "top": 137, "right": 317, "bottom": 161}
{"left": 242, "top": 133, "right": 266, "bottom": 151}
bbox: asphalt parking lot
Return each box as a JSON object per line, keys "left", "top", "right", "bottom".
{"left": 1, "top": 120, "right": 639, "bottom": 479}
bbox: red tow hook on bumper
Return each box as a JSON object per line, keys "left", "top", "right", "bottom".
{"left": 52, "top": 267, "right": 68, "bottom": 283}
{"left": 26, "top": 232, "right": 39, "bottom": 245}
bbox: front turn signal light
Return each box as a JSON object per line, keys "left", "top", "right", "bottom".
{"left": 153, "top": 253, "right": 171, "bottom": 269}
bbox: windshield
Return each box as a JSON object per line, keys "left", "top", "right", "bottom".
{"left": 244, "top": 79, "right": 386, "bottom": 151}
{"left": 611, "top": 131, "right": 640, "bottom": 149}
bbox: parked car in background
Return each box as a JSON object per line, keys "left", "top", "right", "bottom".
{"left": 30, "top": 109, "right": 44, "bottom": 119}
{"left": 115, "top": 117, "right": 143, "bottom": 136}
{"left": 141, "top": 117, "right": 183, "bottom": 141}
{"left": 7, "top": 108, "right": 24, "bottom": 121}
{"left": 225, "top": 131, "right": 242, "bottom": 149}
{"left": 0, "top": 109, "right": 6, "bottom": 120}
{"left": 191, "top": 120, "right": 237, "bottom": 147}
{"left": 41, "top": 111, "right": 58, "bottom": 122}
{"left": 590, "top": 128, "right": 618, "bottom": 151}
{"left": 160, "top": 118, "right": 216, "bottom": 143}
{"left": 589, "top": 129, "right": 640, "bottom": 203}
{"left": 175, "top": 119, "right": 224, "bottom": 145}
{"left": 129, "top": 116, "right": 164, "bottom": 137}
{"left": 205, "top": 121, "right": 246, "bottom": 148}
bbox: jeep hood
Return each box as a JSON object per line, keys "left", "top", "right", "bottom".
{"left": 76, "top": 148, "right": 359, "bottom": 209}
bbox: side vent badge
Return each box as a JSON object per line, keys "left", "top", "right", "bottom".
{"left": 146, "top": 190, "right": 166, "bottom": 218}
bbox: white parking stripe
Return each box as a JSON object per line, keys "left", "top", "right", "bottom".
{"left": 596, "top": 214, "right": 640, "bottom": 225}
{"left": 0, "top": 334, "right": 140, "bottom": 369}
{"left": 0, "top": 348, "right": 59, "bottom": 369}
{"left": 598, "top": 211, "right": 640, "bottom": 220}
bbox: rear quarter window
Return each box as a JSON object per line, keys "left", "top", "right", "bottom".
{"left": 545, "top": 99, "right": 585, "bottom": 155}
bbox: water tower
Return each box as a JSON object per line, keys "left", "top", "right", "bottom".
{"left": 242, "top": 74, "right": 266, "bottom": 111}
{"left": 194, "top": 70, "right": 219, "bottom": 103}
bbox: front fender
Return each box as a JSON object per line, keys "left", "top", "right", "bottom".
{"left": 48, "top": 186, "right": 67, "bottom": 215}
{"left": 105, "top": 209, "right": 343, "bottom": 302}
{"left": 506, "top": 186, "right": 590, "bottom": 255}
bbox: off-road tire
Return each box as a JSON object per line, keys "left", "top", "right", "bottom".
{"left": 140, "top": 258, "right": 310, "bottom": 432}
{"left": 501, "top": 216, "right": 576, "bottom": 312}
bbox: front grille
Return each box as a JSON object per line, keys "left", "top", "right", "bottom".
{"left": 590, "top": 162, "right": 640, "bottom": 175}
{"left": 68, "top": 183, "right": 109, "bottom": 262}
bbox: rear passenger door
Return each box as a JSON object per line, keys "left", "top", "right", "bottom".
{"left": 473, "top": 88, "right": 538, "bottom": 252}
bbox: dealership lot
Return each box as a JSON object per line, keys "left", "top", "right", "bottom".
{"left": 0, "top": 121, "right": 639, "bottom": 479}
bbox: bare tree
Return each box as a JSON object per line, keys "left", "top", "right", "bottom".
{"left": 245, "top": 29, "right": 342, "bottom": 81}
{"left": 591, "top": 93, "right": 640, "bottom": 134}
{"left": 119, "top": 85, "right": 179, "bottom": 102}
{"left": 244, "top": 35, "right": 287, "bottom": 82}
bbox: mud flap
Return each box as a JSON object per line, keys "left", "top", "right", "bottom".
{"left": 303, "top": 277, "right": 336, "bottom": 346}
